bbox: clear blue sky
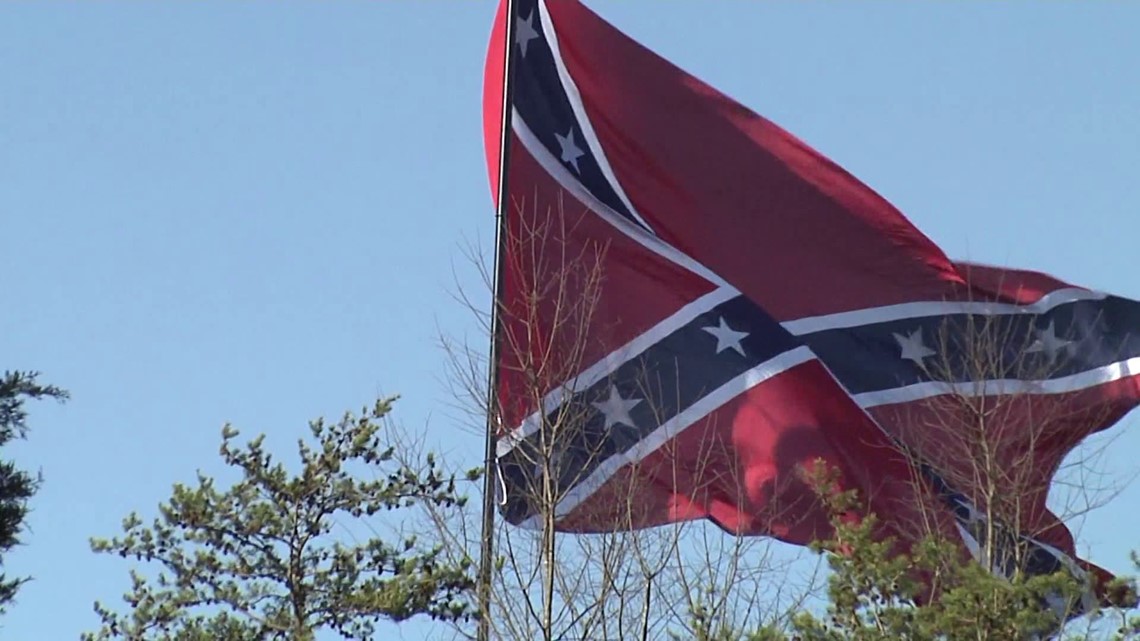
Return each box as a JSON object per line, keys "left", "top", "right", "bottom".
{"left": 2, "top": 2, "right": 1138, "bottom": 639}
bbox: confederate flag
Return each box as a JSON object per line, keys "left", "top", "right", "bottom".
{"left": 481, "top": 0, "right": 1140, "bottom": 610}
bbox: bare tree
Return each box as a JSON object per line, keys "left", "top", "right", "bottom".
{"left": 425, "top": 185, "right": 1140, "bottom": 640}
{"left": 805, "top": 270, "right": 1140, "bottom": 637}
{"left": 418, "top": 192, "right": 821, "bottom": 641}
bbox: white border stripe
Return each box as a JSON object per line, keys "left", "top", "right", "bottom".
{"left": 513, "top": 112, "right": 729, "bottom": 288}
{"left": 496, "top": 285, "right": 737, "bottom": 456}
{"left": 782, "top": 288, "right": 1106, "bottom": 336}
{"left": 536, "top": 0, "right": 653, "bottom": 234}
{"left": 853, "top": 356, "right": 1140, "bottom": 408}
{"left": 519, "top": 345, "right": 816, "bottom": 528}
{"left": 497, "top": 114, "right": 735, "bottom": 457}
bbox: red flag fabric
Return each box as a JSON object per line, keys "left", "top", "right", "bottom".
{"left": 482, "top": 0, "right": 1140, "bottom": 603}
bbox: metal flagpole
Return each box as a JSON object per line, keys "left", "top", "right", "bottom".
{"left": 477, "top": 1, "right": 518, "bottom": 639}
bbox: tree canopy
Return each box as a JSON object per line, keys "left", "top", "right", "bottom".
{"left": 0, "top": 370, "right": 66, "bottom": 615}
{"left": 84, "top": 397, "right": 478, "bottom": 641}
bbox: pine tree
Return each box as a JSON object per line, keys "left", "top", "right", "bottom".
{"left": 0, "top": 370, "right": 67, "bottom": 615}
{"left": 84, "top": 397, "right": 478, "bottom": 641}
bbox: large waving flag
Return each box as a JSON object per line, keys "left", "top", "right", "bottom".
{"left": 482, "top": 0, "right": 1140, "bottom": 601}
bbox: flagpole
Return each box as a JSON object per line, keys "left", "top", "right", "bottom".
{"left": 478, "top": 1, "right": 518, "bottom": 639}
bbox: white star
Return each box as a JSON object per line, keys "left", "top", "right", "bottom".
{"left": 555, "top": 128, "right": 585, "bottom": 173}
{"left": 701, "top": 316, "right": 748, "bottom": 356}
{"left": 893, "top": 328, "right": 935, "bottom": 366}
{"left": 592, "top": 385, "right": 641, "bottom": 430}
{"left": 1026, "top": 320, "right": 1073, "bottom": 364}
{"left": 516, "top": 10, "right": 540, "bottom": 57}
